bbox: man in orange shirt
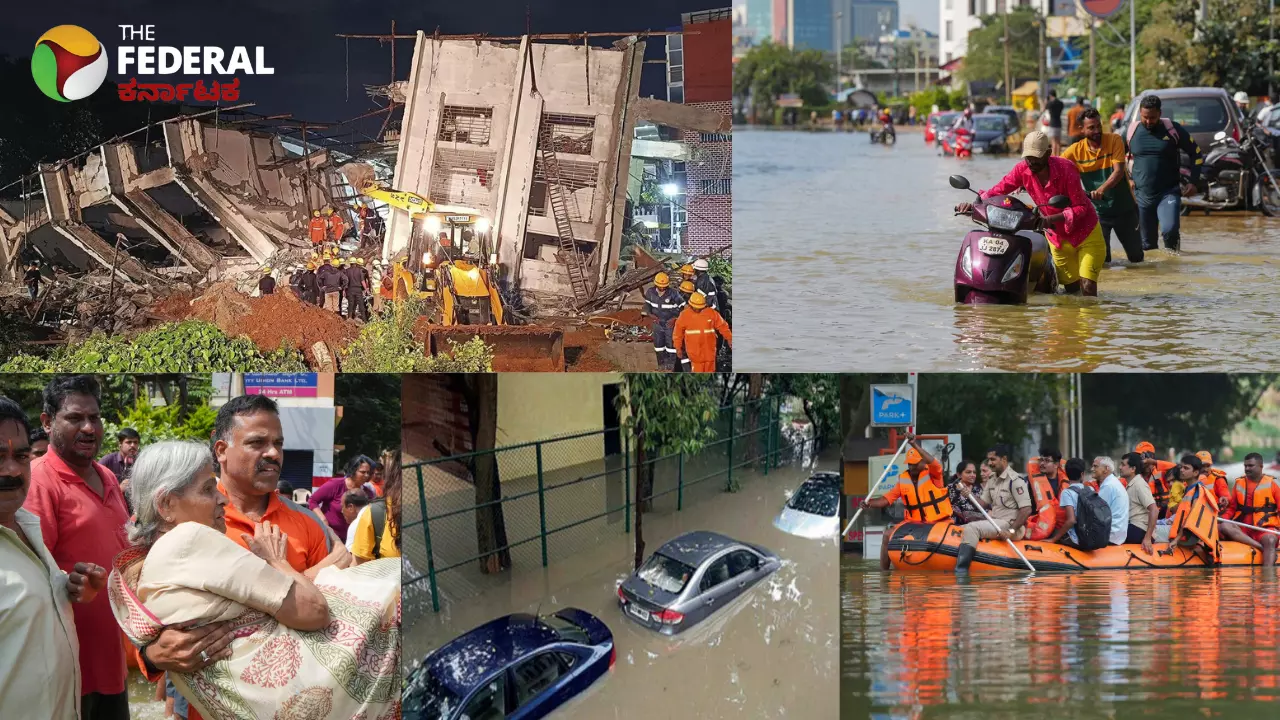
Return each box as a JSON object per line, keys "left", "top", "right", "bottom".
{"left": 308, "top": 210, "right": 327, "bottom": 247}
{"left": 673, "top": 291, "right": 732, "bottom": 373}
{"left": 131, "top": 395, "right": 351, "bottom": 719}
{"left": 327, "top": 207, "right": 347, "bottom": 246}
{"left": 23, "top": 375, "right": 132, "bottom": 720}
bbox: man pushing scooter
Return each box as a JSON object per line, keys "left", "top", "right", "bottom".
{"left": 956, "top": 131, "right": 1105, "bottom": 296}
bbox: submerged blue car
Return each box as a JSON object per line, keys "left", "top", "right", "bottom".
{"left": 404, "top": 608, "right": 614, "bottom": 720}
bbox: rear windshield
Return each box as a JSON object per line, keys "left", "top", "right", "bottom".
{"left": 787, "top": 480, "right": 839, "bottom": 517}
{"left": 540, "top": 615, "right": 589, "bottom": 645}
{"left": 1142, "top": 97, "right": 1231, "bottom": 134}
{"left": 934, "top": 113, "right": 959, "bottom": 127}
{"left": 405, "top": 669, "right": 461, "bottom": 719}
{"left": 637, "top": 553, "right": 696, "bottom": 594}
{"left": 976, "top": 117, "right": 1007, "bottom": 131}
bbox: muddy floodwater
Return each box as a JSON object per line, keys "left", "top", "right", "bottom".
{"left": 842, "top": 554, "right": 1280, "bottom": 719}
{"left": 735, "top": 129, "right": 1280, "bottom": 372}
{"left": 404, "top": 458, "right": 839, "bottom": 719}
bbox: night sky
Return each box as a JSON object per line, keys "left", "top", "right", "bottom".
{"left": 2, "top": 0, "right": 725, "bottom": 135}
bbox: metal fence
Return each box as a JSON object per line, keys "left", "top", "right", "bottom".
{"left": 404, "top": 397, "right": 819, "bottom": 612}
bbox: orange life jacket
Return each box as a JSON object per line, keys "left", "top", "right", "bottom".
{"left": 897, "top": 471, "right": 953, "bottom": 523}
{"left": 1169, "top": 481, "right": 1220, "bottom": 561}
{"left": 1226, "top": 475, "right": 1280, "bottom": 528}
{"left": 1025, "top": 475, "right": 1060, "bottom": 540}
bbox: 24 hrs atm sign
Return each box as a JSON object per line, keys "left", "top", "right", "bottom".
{"left": 33, "top": 24, "right": 273, "bottom": 103}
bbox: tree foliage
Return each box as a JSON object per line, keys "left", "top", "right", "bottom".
{"left": 0, "top": 322, "right": 306, "bottom": 372}
{"left": 1144, "top": 0, "right": 1279, "bottom": 94}
{"left": 766, "top": 374, "right": 840, "bottom": 448}
{"left": 339, "top": 299, "right": 493, "bottom": 372}
{"left": 734, "top": 40, "right": 835, "bottom": 116}
{"left": 962, "top": 8, "right": 1043, "bottom": 86}
{"left": 100, "top": 400, "right": 217, "bottom": 455}
{"left": 1082, "top": 374, "right": 1278, "bottom": 454}
{"left": 334, "top": 374, "right": 402, "bottom": 471}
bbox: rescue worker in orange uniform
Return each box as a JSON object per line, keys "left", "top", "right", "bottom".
{"left": 673, "top": 291, "right": 731, "bottom": 373}
{"left": 308, "top": 209, "right": 327, "bottom": 247}
{"left": 642, "top": 272, "right": 683, "bottom": 371}
{"left": 1197, "top": 450, "right": 1231, "bottom": 506}
{"left": 1219, "top": 452, "right": 1280, "bottom": 566}
{"left": 356, "top": 201, "right": 373, "bottom": 242}
{"left": 1165, "top": 454, "right": 1220, "bottom": 564}
{"left": 863, "top": 433, "right": 949, "bottom": 570}
{"left": 326, "top": 207, "right": 347, "bottom": 246}
{"left": 1137, "top": 441, "right": 1177, "bottom": 518}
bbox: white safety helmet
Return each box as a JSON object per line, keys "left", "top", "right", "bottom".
{"left": 692, "top": 258, "right": 709, "bottom": 272}
{"left": 1235, "top": 91, "right": 1250, "bottom": 104}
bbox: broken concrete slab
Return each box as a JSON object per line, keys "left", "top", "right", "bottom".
{"left": 117, "top": 191, "right": 218, "bottom": 272}
{"left": 630, "top": 97, "right": 731, "bottom": 133}
{"left": 52, "top": 224, "right": 151, "bottom": 283}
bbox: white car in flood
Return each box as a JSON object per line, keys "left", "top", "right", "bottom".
{"left": 773, "top": 472, "right": 841, "bottom": 539}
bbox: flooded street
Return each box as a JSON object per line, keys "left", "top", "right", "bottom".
{"left": 405, "top": 457, "right": 840, "bottom": 719}
{"left": 735, "top": 129, "right": 1280, "bottom": 371}
{"left": 842, "top": 554, "right": 1280, "bottom": 718}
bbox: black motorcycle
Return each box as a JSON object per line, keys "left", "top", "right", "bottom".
{"left": 870, "top": 123, "right": 896, "bottom": 145}
{"left": 1182, "top": 125, "right": 1280, "bottom": 216}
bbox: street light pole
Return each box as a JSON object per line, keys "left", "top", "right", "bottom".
{"left": 1130, "top": 0, "right": 1136, "bottom": 99}
{"left": 835, "top": 11, "right": 843, "bottom": 98}
{"left": 1003, "top": 7, "right": 1012, "bottom": 106}
{"left": 1271, "top": 0, "right": 1275, "bottom": 100}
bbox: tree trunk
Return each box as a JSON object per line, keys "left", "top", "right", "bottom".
{"left": 460, "top": 374, "right": 511, "bottom": 574}
{"left": 176, "top": 375, "right": 189, "bottom": 421}
{"left": 746, "top": 373, "right": 763, "bottom": 460}
{"left": 802, "top": 399, "right": 819, "bottom": 453}
{"left": 634, "top": 425, "right": 647, "bottom": 571}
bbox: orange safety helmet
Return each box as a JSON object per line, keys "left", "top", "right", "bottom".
{"left": 906, "top": 447, "right": 923, "bottom": 465}
{"left": 1196, "top": 450, "right": 1213, "bottom": 465}
{"left": 679, "top": 263, "right": 695, "bottom": 278}
{"left": 679, "top": 280, "right": 695, "bottom": 294}
{"left": 689, "top": 291, "right": 707, "bottom": 309}
{"left": 654, "top": 272, "right": 671, "bottom": 289}
{"left": 1135, "top": 441, "right": 1156, "bottom": 455}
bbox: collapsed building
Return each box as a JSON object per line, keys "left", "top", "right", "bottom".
{"left": 383, "top": 32, "right": 731, "bottom": 309}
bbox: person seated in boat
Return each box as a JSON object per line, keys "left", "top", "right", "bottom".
{"left": 864, "top": 433, "right": 950, "bottom": 570}
{"left": 1090, "top": 456, "right": 1130, "bottom": 546}
{"left": 1196, "top": 451, "right": 1231, "bottom": 507}
{"left": 108, "top": 441, "right": 400, "bottom": 720}
{"left": 1033, "top": 447, "right": 1063, "bottom": 498}
{"left": 954, "top": 444, "right": 1033, "bottom": 573}
{"left": 947, "top": 460, "right": 986, "bottom": 525}
{"left": 1218, "top": 452, "right": 1280, "bottom": 566}
{"left": 1119, "top": 452, "right": 1158, "bottom": 555}
{"left": 1139, "top": 443, "right": 1176, "bottom": 518}
{"left": 1164, "top": 454, "right": 1221, "bottom": 564}
{"left": 1046, "top": 458, "right": 1090, "bottom": 548}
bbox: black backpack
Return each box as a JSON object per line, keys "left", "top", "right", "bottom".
{"left": 1067, "top": 485, "right": 1112, "bottom": 551}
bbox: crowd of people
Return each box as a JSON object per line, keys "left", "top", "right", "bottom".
{"left": 0, "top": 376, "right": 401, "bottom": 720}
{"left": 642, "top": 259, "right": 731, "bottom": 372}
{"left": 868, "top": 434, "right": 1280, "bottom": 573}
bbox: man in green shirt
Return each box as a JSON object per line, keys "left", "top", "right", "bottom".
{"left": 1063, "top": 108, "right": 1143, "bottom": 263}
{"left": 1125, "top": 94, "right": 1202, "bottom": 252}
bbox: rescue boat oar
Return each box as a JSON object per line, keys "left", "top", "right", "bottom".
{"left": 1219, "top": 518, "right": 1280, "bottom": 536}
{"left": 966, "top": 489, "right": 1037, "bottom": 573}
{"left": 841, "top": 439, "right": 910, "bottom": 537}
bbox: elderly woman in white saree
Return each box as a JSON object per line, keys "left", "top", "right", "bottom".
{"left": 107, "top": 441, "right": 400, "bottom": 720}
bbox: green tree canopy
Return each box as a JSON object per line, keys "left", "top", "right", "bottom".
{"left": 335, "top": 374, "right": 402, "bottom": 471}
{"left": 961, "top": 7, "right": 1042, "bottom": 87}
{"left": 734, "top": 40, "right": 835, "bottom": 114}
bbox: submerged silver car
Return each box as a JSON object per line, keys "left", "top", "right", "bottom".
{"left": 616, "top": 531, "right": 781, "bottom": 635}
{"left": 773, "top": 471, "right": 842, "bottom": 539}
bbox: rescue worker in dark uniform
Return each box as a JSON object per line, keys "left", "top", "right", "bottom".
{"left": 642, "top": 272, "right": 683, "bottom": 371}
{"left": 288, "top": 265, "right": 304, "bottom": 298}
{"left": 299, "top": 262, "right": 319, "bottom": 305}
{"left": 257, "top": 267, "right": 276, "bottom": 296}
{"left": 691, "top": 258, "right": 719, "bottom": 311}
{"left": 24, "top": 262, "right": 42, "bottom": 301}
{"left": 318, "top": 257, "right": 346, "bottom": 313}
{"left": 344, "top": 257, "right": 367, "bottom": 320}
{"left": 356, "top": 258, "right": 373, "bottom": 317}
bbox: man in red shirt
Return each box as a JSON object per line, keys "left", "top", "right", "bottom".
{"left": 132, "top": 394, "right": 351, "bottom": 720}
{"left": 23, "top": 375, "right": 132, "bottom": 720}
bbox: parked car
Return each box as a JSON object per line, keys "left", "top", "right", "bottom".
{"left": 984, "top": 105, "right": 1023, "bottom": 133}
{"left": 968, "top": 114, "right": 1019, "bottom": 153}
{"left": 1122, "top": 87, "right": 1244, "bottom": 152}
{"left": 926, "top": 111, "right": 961, "bottom": 145}
{"left": 404, "top": 608, "right": 614, "bottom": 720}
{"left": 774, "top": 472, "right": 842, "bottom": 539}
{"left": 617, "top": 530, "right": 781, "bottom": 635}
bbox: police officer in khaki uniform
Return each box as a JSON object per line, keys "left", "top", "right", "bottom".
{"left": 955, "top": 443, "right": 1033, "bottom": 572}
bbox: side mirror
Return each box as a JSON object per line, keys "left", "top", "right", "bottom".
{"left": 949, "top": 175, "right": 971, "bottom": 190}
{"left": 1214, "top": 130, "right": 1227, "bottom": 141}
{"left": 1048, "top": 194, "right": 1071, "bottom": 209}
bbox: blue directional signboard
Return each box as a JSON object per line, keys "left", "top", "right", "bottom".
{"left": 869, "top": 384, "right": 915, "bottom": 427}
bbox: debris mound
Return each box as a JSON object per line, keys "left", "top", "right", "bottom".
{"left": 178, "top": 283, "right": 361, "bottom": 362}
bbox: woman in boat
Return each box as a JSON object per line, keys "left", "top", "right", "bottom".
{"left": 108, "top": 441, "right": 399, "bottom": 720}
{"left": 948, "top": 460, "right": 986, "bottom": 524}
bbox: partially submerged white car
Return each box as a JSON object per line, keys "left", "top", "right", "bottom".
{"left": 773, "top": 472, "right": 842, "bottom": 539}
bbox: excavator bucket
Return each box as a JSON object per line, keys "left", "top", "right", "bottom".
{"left": 426, "top": 326, "right": 566, "bottom": 372}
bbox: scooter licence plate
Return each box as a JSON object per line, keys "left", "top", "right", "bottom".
{"left": 978, "top": 237, "right": 1010, "bottom": 255}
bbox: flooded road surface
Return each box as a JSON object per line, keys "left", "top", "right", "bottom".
{"left": 735, "top": 129, "right": 1280, "bottom": 372}
{"left": 126, "top": 669, "right": 166, "bottom": 719}
{"left": 842, "top": 554, "right": 1280, "bottom": 718}
{"left": 406, "top": 458, "right": 839, "bottom": 719}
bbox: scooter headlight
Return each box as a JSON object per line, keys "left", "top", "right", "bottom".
{"left": 1001, "top": 252, "right": 1024, "bottom": 284}
{"left": 961, "top": 246, "right": 973, "bottom": 278}
{"left": 985, "top": 206, "right": 1023, "bottom": 232}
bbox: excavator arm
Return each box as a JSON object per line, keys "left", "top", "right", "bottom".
{"left": 360, "top": 183, "right": 433, "bottom": 217}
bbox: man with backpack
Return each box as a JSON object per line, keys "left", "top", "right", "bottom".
{"left": 1126, "top": 94, "right": 1202, "bottom": 252}
{"left": 1047, "top": 457, "right": 1113, "bottom": 550}
{"left": 954, "top": 444, "right": 1033, "bottom": 573}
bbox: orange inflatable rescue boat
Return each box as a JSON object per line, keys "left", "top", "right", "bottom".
{"left": 885, "top": 521, "right": 1278, "bottom": 572}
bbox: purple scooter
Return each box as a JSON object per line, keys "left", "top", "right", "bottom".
{"left": 950, "top": 175, "right": 1065, "bottom": 304}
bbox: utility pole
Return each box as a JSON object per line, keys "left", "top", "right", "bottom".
{"left": 1003, "top": 7, "right": 1012, "bottom": 106}
{"left": 1089, "top": 17, "right": 1096, "bottom": 107}
{"left": 1130, "top": 0, "right": 1136, "bottom": 99}
{"left": 1038, "top": 12, "right": 1046, "bottom": 111}
{"left": 835, "top": 10, "right": 843, "bottom": 98}
{"left": 1271, "top": 0, "right": 1275, "bottom": 100}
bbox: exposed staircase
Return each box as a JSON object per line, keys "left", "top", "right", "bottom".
{"left": 537, "top": 120, "right": 591, "bottom": 303}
